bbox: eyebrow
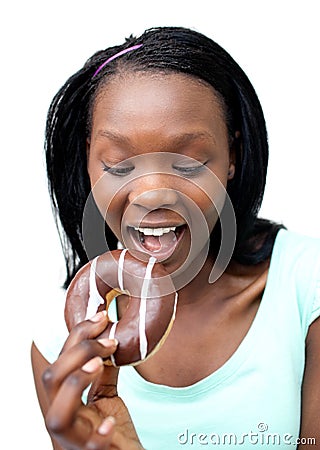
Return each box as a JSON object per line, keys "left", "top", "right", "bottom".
{"left": 94, "top": 129, "right": 216, "bottom": 151}
{"left": 95, "top": 130, "right": 134, "bottom": 149}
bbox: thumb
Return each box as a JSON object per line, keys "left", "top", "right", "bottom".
{"left": 87, "top": 360, "right": 120, "bottom": 402}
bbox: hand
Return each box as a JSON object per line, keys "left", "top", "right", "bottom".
{"left": 42, "top": 311, "right": 143, "bottom": 449}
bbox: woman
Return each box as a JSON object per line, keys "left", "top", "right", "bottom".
{"left": 32, "top": 26, "right": 320, "bottom": 449}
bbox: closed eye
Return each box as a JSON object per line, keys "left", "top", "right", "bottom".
{"left": 172, "top": 162, "right": 207, "bottom": 177}
{"left": 102, "top": 162, "right": 134, "bottom": 176}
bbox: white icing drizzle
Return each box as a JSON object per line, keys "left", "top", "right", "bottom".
{"left": 139, "top": 256, "right": 157, "bottom": 360}
{"left": 118, "top": 249, "right": 127, "bottom": 291}
{"left": 108, "top": 321, "right": 118, "bottom": 366}
{"left": 172, "top": 292, "right": 178, "bottom": 320}
{"left": 108, "top": 250, "right": 126, "bottom": 366}
{"left": 85, "top": 257, "right": 105, "bottom": 320}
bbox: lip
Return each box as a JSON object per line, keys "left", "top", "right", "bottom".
{"left": 126, "top": 224, "right": 187, "bottom": 261}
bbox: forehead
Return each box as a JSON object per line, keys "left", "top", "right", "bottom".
{"left": 89, "top": 72, "right": 228, "bottom": 152}
{"left": 92, "top": 72, "right": 225, "bottom": 122}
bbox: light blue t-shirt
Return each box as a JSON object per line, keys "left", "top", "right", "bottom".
{"left": 34, "top": 229, "right": 320, "bottom": 449}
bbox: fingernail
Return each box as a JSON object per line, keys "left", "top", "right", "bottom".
{"left": 90, "top": 310, "right": 107, "bottom": 322}
{"left": 98, "top": 416, "right": 116, "bottom": 435}
{"left": 98, "top": 338, "right": 118, "bottom": 348}
{"left": 82, "top": 356, "right": 103, "bottom": 373}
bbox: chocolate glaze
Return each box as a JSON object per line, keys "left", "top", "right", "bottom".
{"left": 65, "top": 249, "right": 177, "bottom": 366}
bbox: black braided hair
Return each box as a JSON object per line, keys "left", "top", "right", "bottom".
{"left": 45, "top": 26, "right": 285, "bottom": 288}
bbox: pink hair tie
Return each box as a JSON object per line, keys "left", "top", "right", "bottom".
{"left": 93, "top": 44, "right": 143, "bottom": 77}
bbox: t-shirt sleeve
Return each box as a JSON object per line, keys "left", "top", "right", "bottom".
{"left": 33, "top": 286, "right": 69, "bottom": 363}
{"left": 308, "top": 276, "right": 320, "bottom": 326}
{"left": 298, "top": 234, "right": 320, "bottom": 330}
{"left": 281, "top": 230, "right": 320, "bottom": 335}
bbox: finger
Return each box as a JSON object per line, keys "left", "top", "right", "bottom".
{"left": 42, "top": 338, "right": 118, "bottom": 402}
{"left": 62, "top": 310, "right": 109, "bottom": 353}
{"left": 88, "top": 362, "right": 119, "bottom": 402}
{"left": 45, "top": 357, "right": 104, "bottom": 436}
{"left": 84, "top": 417, "right": 116, "bottom": 450}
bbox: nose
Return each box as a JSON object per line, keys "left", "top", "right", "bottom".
{"left": 128, "top": 179, "right": 179, "bottom": 211}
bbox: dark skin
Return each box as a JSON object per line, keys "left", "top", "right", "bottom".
{"left": 32, "top": 72, "right": 320, "bottom": 449}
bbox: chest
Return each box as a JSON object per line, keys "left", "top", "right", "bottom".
{"left": 135, "top": 295, "right": 262, "bottom": 387}
{"left": 116, "top": 262, "right": 269, "bottom": 387}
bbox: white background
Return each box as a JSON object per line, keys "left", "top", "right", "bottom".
{"left": 1, "top": 0, "right": 319, "bottom": 447}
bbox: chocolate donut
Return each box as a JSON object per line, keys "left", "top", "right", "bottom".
{"left": 64, "top": 249, "right": 178, "bottom": 367}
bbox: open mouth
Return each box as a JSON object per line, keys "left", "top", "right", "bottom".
{"left": 127, "top": 224, "right": 187, "bottom": 261}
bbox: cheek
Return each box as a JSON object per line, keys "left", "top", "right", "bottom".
{"left": 87, "top": 156, "right": 102, "bottom": 188}
{"left": 184, "top": 170, "right": 228, "bottom": 220}
{"left": 107, "top": 192, "right": 126, "bottom": 223}
{"left": 192, "top": 190, "right": 222, "bottom": 232}
{"left": 89, "top": 171, "right": 128, "bottom": 236}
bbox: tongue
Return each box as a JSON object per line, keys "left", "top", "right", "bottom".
{"left": 143, "top": 231, "right": 177, "bottom": 253}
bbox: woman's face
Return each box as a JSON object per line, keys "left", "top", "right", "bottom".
{"left": 87, "top": 72, "right": 235, "bottom": 275}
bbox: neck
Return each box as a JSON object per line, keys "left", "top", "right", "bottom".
{"left": 173, "top": 249, "right": 217, "bottom": 306}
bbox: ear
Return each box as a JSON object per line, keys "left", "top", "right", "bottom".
{"left": 228, "top": 130, "right": 241, "bottom": 180}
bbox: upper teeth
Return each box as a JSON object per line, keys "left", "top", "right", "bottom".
{"left": 134, "top": 226, "right": 176, "bottom": 236}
